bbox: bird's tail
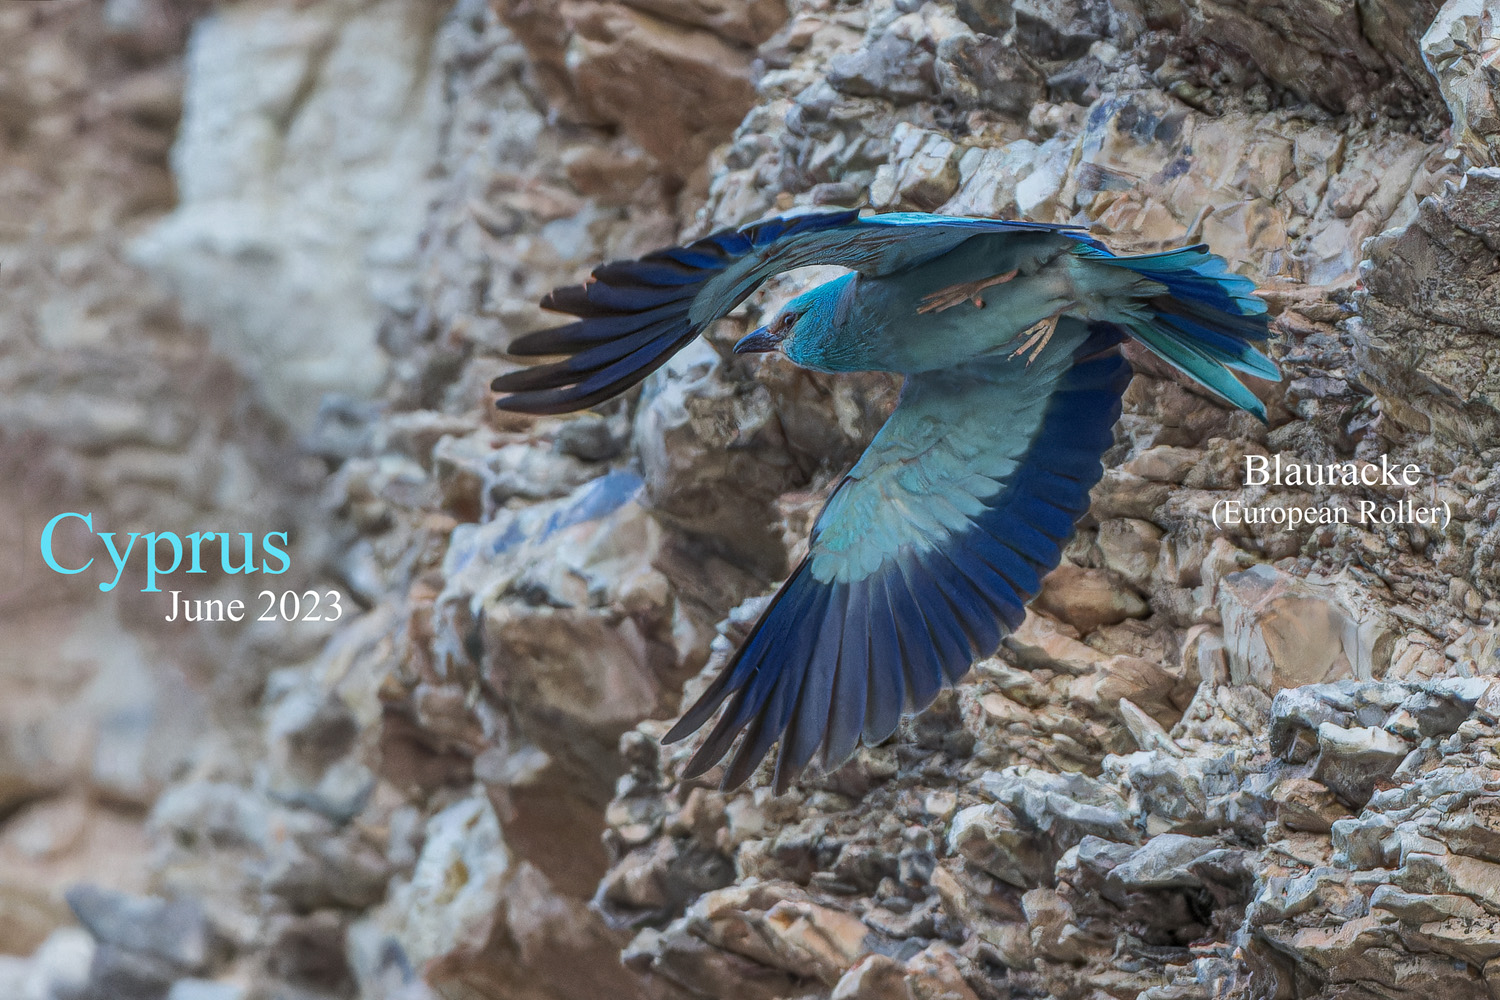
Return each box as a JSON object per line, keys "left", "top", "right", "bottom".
{"left": 1074, "top": 243, "right": 1278, "bottom": 420}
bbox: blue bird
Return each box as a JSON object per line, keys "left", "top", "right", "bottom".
{"left": 492, "top": 210, "right": 1277, "bottom": 792}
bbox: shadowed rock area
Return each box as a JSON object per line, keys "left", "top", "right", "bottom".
{"left": 1, "top": 0, "right": 1499, "bottom": 998}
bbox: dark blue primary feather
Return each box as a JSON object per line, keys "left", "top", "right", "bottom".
{"left": 492, "top": 211, "right": 860, "bottom": 413}
{"left": 862, "top": 577, "right": 905, "bottom": 744}
{"left": 825, "top": 582, "right": 872, "bottom": 766}
{"left": 675, "top": 577, "right": 832, "bottom": 769}
{"left": 667, "top": 329, "right": 1131, "bottom": 791}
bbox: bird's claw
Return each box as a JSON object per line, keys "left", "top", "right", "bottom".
{"left": 917, "top": 269, "right": 1019, "bottom": 314}
{"left": 1009, "top": 312, "right": 1062, "bottom": 366}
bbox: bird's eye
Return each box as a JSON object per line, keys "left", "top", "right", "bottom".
{"left": 774, "top": 312, "right": 798, "bottom": 334}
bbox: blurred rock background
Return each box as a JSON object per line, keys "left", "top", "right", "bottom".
{"left": 0, "top": 0, "right": 1497, "bottom": 998}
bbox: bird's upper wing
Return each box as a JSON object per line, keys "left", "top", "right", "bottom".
{"left": 492, "top": 211, "right": 1087, "bottom": 414}
{"left": 664, "top": 321, "right": 1132, "bottom": 792}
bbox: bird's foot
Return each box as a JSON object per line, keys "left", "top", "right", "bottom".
{"left": 1009, "top": 310, "right": 1065, "bottom": 365}
{"left": 916, "top": 269, "right": 1019, "bottom": 314}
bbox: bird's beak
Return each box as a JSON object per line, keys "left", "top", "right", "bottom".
{"left": 733, "top": 326, "right": 784, "bottom": 354}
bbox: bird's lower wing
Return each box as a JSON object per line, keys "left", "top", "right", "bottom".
{"left": 491, "top": 211, "right": 1086, "bottom": 414}
{"left": 665, "top": 322, "right": 1131, "bottom": 792}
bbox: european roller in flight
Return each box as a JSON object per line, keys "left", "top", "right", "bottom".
{"left": 491, "top": 210, "right": 1276, "bottom": 793}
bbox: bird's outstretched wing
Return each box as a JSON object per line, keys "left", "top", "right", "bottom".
{"left": 492, "top": 211, "right": 1086, "bottom": 414}
{"left": 664, "top": 322, "right": 1131, "bottom": 792}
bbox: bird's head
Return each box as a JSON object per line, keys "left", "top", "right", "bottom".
{"left": 732, "top": 274, "right": 856, "bottom": 370}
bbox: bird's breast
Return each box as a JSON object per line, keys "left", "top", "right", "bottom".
{"left": 844, "top": 266, "right": 1079, "bottom": 373}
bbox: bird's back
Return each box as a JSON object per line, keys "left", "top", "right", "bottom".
{"left": 814, "top": 232, "right": 1151, "bottom": 374}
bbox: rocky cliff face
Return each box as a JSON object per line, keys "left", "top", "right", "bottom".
{"left": 0, "top": 1, "right": 329, "bottom": 993}
{"left": 2, "top": 0, "right": 1499, "bottom": 998}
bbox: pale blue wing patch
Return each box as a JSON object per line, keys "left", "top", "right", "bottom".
{"left": 667, "top": 322, "right": 1133, "bottom": 791}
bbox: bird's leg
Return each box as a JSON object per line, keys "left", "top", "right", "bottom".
{"left": 916, "top": 269, "right": 1019, "bottom": 314}
{"left": 1009, "top": 306, "right": 1070, "bottom": 365}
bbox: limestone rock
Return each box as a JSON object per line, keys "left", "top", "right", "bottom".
{"left": 634, "top": 341, "right": 834, "bottom": 575}
{"left": 555, "top": 3, "right": 760, "bottom": 165}
{"left": 21, "top": 928, "right": 95, "bottom": 1000}
{"left": 1218, "top": 565, "right": 1393, "bottom": 692}
{"left": 352, "top": 796, "right": 510, "bottom": 995}
{"left": 1034, "top": 563, "right": 1150, "bottom": 634}
{"left": 131, "top": 0, "right": 448, "bottom": 427}
{"left": 437, "top": 469, "right": 716, "bottom": 771}
{"left": 1094, "top": 518, "right": 1164, "bottom": 592}
{"left": 1068, "top": 655, "right": 1181, "bottom": 727}
{"left": 1012, "top": 0, "right": 1110, "bottom": 59}
{"left": 947, "top": 803, "right": 1055, "bottom": 887}
{"left": 934, "top": 34, "right": 1044, "bottom": 115}
{"left": 1115, "top": 0, "right": 1444, "bottom": 114}
{"left": 261, "top": 684, "right": 373, "bottom": 824}
{"left": 1353, "top": 168, "right": 1500, "bottom": 453}
{"left": 978, "top": 767, "right": 1137, "bottom": 849}
{"left": 1423, "top": 0, "right": 1500, "bottom": 166}
{"left": 1122, "top": 446, "right": 1203, "bottom": 484}
{"left": 669, "top": 882, "right": 874, "bottom": 985}
{"left": 1310, "top": 724, "right": 1413, "bottom": 807}
{"left": 166, "top": 981, "right": 246, "bottom": 1000}
{"left": 869, "top": 125, "right": 962, "bottom": 210}
{"left": 259, "top": 820, "right": 392, "bottom": 912}
{"left": 1275, "top": 777, "right": 1351, "bottom": 833}
{"left": 65, "top": 886, "right": 221, "bottom": 974}
{"left": 1021, "top": 888, "right": 1093, "bottom": 963}
{"left": 828, "top": 28, "right": 937, "bottom": 103}
{"left": 1269, "top": 685, "right": 1359, "bottom": 763}
{"left": 495, "top": 0, "right": 772, "bottom": 170}
{"left": 1107, "top": 833, "right": 1220, "bottom": 890}
{"left": 1090, "top": 469, "right": 1170, "bottom": 520}
{"left": 1000, "top": 613, "right": 1109, "bottom": 673}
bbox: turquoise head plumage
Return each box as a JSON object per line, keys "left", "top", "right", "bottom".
{"left": 733, "top": 273, "right": 861, "bottom": 372}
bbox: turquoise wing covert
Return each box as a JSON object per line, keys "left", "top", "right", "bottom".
{"left": 663, "top": 321, "right": 1132, "bottom": 791}
{"left": 490, "top": 210, "right": 1086, "bottom": 414}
